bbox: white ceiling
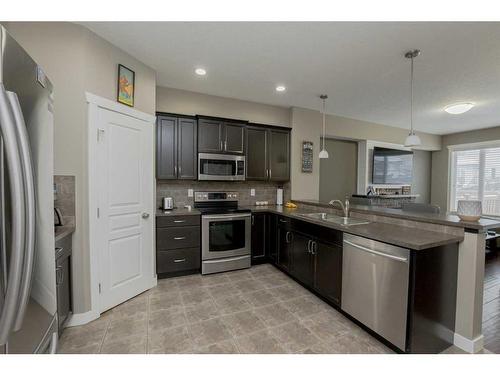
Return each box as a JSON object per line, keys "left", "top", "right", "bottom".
{"left": 82, "top": 22, "right": 500, "bottom": 135}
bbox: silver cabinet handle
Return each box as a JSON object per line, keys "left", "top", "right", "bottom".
{"left": 142, "top": 212, "right": 150, "bottom": 219}
{"left": 174, "top": 165, "right": 177, "bottom": 176}
{"left": 279, "top": 218, "right": 287, "bottom": 224}
{"left": 224, "top": 140, "right": 227, "bottom": 151}
{"left": 285, "top": 231, "right": 291, "bottom": 244}
{"left": 343, "top": 239, "right": 408, "bottom": 263}
{"left": 8, "top": 91, "right": 36, "bottom": 332}
{"left": 269, "top": 169, "right": 272, "bottom": 180}
{"left": 174, "top": 237, "right": 186, "bottom": 240}
{"left": 56, "top": 266, "right": 64, "bottom": 285}
{"left": 307, "top": 240, "right": 312, "bottom": 253}
{"left": 311, "top": 241, "right": 317, "bottom": 255}
{"left": 174, "top": 258, "right": 186, "bottom": 263}
{"left": 220, "top": 139, "right": 223, "bottom": 151}
{"left": 0, "top": 84, "right": 26, "bottom": 345}
{"left": 173, "top": 220, "right": 185, "bottom": 223}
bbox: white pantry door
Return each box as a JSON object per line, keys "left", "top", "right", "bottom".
{"left": 95, "top": 106, "right": 155, "bottom": 312}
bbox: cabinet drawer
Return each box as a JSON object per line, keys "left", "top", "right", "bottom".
{"left": 156, "top": 215, "right": 200, "bottom": 228}
{"left": 157, "top": 248, "right": 200, "bottom": 274}
{"left": 276, "top": 215, "right": 291, "bottom": 227}
{"left": 157, "top": 226, "right": 200, "bottom": 250}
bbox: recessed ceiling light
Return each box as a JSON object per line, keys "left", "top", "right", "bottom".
{"left": 444, "top": 102, "right": 474, "bottom": 114}
{"left": 275, "top": 85, "right": 286, "bottom": 92}
{"left": 195, "top": 68, "right": 207, "bottom": 76}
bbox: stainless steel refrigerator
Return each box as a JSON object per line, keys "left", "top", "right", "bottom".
{"left": 0, "top": 25, "right": 58, "bottom": 354}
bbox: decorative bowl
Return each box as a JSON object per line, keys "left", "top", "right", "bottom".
{"left": 457, "top": 200, "right": 482, "bottom": 222}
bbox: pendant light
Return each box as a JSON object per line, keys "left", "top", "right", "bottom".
{"left": 404, "top": 49, "right": 422, "bottom": 148}
{"left": 319, "top": 94, "right": 329, "bottom": 159}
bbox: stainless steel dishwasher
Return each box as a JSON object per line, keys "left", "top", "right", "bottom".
{"left": 342, "top": 233, "right": 410, "bottom": 351}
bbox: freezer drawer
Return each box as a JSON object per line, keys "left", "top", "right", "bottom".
{"left": 341, "top": 233, "right": 410, "bottom": 351}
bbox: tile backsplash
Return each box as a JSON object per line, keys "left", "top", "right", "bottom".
{"left": 54, "top": 175, "right": 76, "bottom": 226}
{"left": 156, "top": 180, "right": 291, "bottom": 208}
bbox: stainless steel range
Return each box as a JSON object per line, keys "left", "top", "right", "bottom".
{"left": 194, "top": 191, "right": 251, "bottom": 275}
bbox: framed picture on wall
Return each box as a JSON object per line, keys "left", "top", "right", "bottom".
{"left": 117, "top": 64, "right": 135, "bottom": 107}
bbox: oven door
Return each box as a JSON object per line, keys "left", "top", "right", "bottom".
{"left": 201, "top": 213, "right": 251, "bottom": 260}
{"left": 198, "top": 153, "right": 245, "bottom": 181}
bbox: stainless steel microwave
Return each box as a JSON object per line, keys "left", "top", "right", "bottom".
{"left": 198, "top": 153, "right": 246, "bottom": 181}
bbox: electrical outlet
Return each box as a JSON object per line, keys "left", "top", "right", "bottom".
{"left": 250, "top": 188, "right": 255, "bottom": 196}
{"left": 188, "top": 189, "right": 193, "bottom": 197}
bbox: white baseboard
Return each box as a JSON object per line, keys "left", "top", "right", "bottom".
{"left": 453, "top": 333, "right": 484, "bottom": 353}
{"left": 66, "top": 309, "right": 100, "bottom": 327}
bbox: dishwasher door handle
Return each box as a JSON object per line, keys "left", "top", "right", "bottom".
{"left": 343, "top": 239, "right": 408, "bottom": 263}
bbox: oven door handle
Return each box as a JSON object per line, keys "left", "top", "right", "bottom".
{"left": 202, "top": 213, "right": 251, "bottom": 220}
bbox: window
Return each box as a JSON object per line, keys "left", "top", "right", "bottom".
{"left": 450, "top": 145, "right": 500, "bottom": 217}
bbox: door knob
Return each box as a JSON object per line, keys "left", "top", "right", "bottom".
{"left": 142, "top": 213, "right": 150, "bottom": 219}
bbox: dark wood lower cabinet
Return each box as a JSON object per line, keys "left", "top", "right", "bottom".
{"left": 156, "top": 215, "right": 201, "bottom": 278}
{"left": 314, "top": 241, "right": 342, "bottom": 305}
{"left": 290, "top": 232, "right": 314, "bottom": 288}
{"left": 276, "top": 225, "right": 292, "bottom": 272}
{"left": 251, "top": 213, "right": 267, "bottom": 264}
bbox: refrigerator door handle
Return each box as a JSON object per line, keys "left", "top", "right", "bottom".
{"left": 7, "top": 91, "right": 36, "bottom": 331}
{"left": 0, "top": 84, "right": 26, "bottom": 345}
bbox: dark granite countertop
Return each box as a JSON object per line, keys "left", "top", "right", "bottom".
{"left": 293, "top": 199, "right": 500, "bottom": 232}
{"left": 55, "top": 225, "right": 75, "bottom": 242}
{"left": 156, "top": 207, "right": 201, "bottom": 216}
{"left": 243, "top": 205, "right": 463, "bottom": 250}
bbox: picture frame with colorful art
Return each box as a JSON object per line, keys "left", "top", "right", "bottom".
{"left": 117, "top": 64, "right": 135, "bottom": 107}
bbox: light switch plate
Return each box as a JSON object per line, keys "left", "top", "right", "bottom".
{"left": 188, "top": 189, "right": 193, "bottom": 197}
{"left": 250, "top": 188, "right": 255, "bottom": 196}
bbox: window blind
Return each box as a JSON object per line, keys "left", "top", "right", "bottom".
{"left": 450, "top": 146, "right": 500, "bottom": 216}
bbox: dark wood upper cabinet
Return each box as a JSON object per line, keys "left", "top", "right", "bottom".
{"left": 198, "top": 118, "right": 245, "bottom": 154}
{"left": 314, "top": 241, "right": 342, "bottom": 306}
{"left": 224, "top": 122, "right": 245, "bottom": 153}
{"left": 246, "top": 126, "right": 268, "bottom": 180}
{"left": 156, "top": 116, "right": 177, "bottom": 179}
{"left": 177, "top": 118, "right": 197, "bottom": 179}
{"left": 246, "top": 125, "right": 290, "bottom": 182}
{"left": 198, "top": 118, "right": 223, "bottom": 152}
{"left": 269, "top": 130, "right": 290, "bottom": 182}
{"left": 156, "top": 114, "right": 197, "bottom": 180}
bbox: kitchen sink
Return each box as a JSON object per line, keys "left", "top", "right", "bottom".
{"left": 297, "top": 212, "right": 370, "bottom": 226}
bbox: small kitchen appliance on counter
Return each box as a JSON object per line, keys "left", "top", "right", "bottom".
{"left": 276, "top": 187, "right": 284, "bottom": 205}
{"left": 162, "top": 197, "right": 174, "bottom": 210}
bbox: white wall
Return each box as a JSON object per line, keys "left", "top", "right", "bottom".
{"left": 4, "top": 22, "right": 156, "bottom": 314}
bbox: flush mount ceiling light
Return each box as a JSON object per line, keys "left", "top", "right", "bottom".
{"left": 319, "top": 94, "right": 329, "bottom": 159}
{"left": 404, "top": 49, "right": 422, "bottom": 148}
{"left": 195, "top": 68, "right": 207, "bottom": 76}
{"left": 444, "top": 102, "right": 474, "bottom": 114}
{"left": 275, "top": 85, "right": 286, "bottom": 92}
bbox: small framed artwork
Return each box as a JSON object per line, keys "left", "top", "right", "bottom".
{"left": 117, "top": 64, "right": 135, "bottom": 107}
{"left": 302, "top": 141, "right": 313, "bottom": 173}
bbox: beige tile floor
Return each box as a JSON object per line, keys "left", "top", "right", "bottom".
{"left": 60, "top": 264, "right": 455, "bottom": 354}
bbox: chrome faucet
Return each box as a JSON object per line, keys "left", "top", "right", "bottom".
{"left": 329, "top": 198, "right": 350, "bottom": 218}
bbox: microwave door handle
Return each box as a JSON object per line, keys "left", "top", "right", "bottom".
{"left": 8, "top": 91, "right": 37, "bottom": 331}
{"left": 0, "top": 84, "right": 26, "bottom": 345}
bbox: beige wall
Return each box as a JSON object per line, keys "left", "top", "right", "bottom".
{"left": 156, "top": 86, "right": 290, "bottom": 127}
{"left": 290, "top": 107, "right": 441, "bottom": 201}
{"left": 319, "top": 139, "right": 358, "bottom": 202}
{"left": 431, "top": 125, "right": 500, "bottom": 211}
{"left": 4, "top": 22, "right": 156, "bottom": 314}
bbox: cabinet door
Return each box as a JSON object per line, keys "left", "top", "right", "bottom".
{"left": 269, "top": 130, "right": 290, "bottom": 181}
{"left": 251, "top": 213, "right": 267, "bottom": 264}
{"left": 246, "top": 126, "right": 268, "bottom": 180}
{"left": 198, "top": 118, "right": 222, "bottom": 152}
{"left": 267, "top": 214, "right": 277, "bottom": 263}
{"left": 314, "top": 241, "right": 342, "bottom": 306}
{"left": 177, "top": 118, "right": 197, "bottom": 179}
{"left": 156, "top": 116, "right": 177, "bottom": 179}
{"left": 224, "top": 122, "right": 245, "bottom": 154}
{"left": 277, "top": 226, "right": 291, "bottom": 272}
{"left": 291, "top": 232, "right": 314, "bottom": 287}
